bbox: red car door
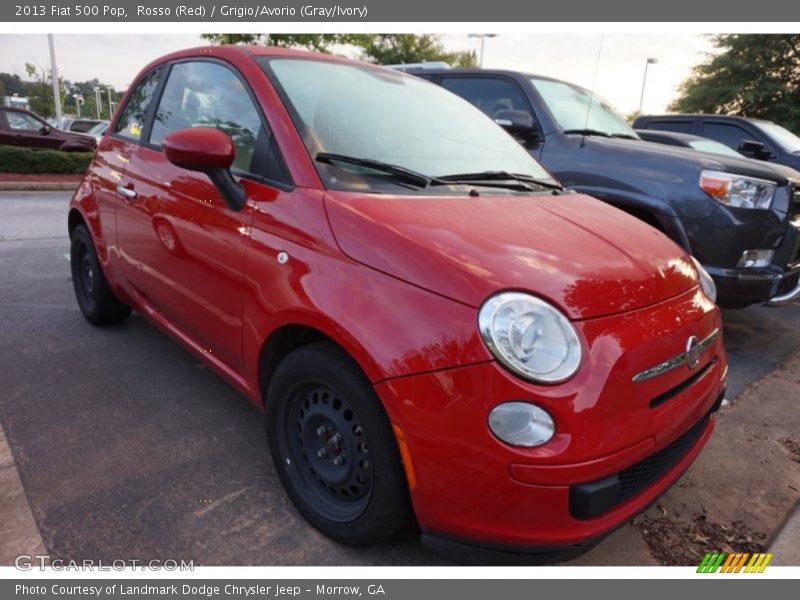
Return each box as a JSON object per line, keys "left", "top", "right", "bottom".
{"left": 115, "top": 59, "right": 274, "bottom": 371}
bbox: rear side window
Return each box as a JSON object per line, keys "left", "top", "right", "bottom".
{"left": 148, "top": 61, "right": 265, "bottom": 173}
{"left": 647, "top": 120, "right": 695, "bottom": 134}
{"left": 441, "top": 77, "right": 530, "bottom": 120}
{"left": 114, "top": 68, "right": 161, "bottom": 141}
{"left": 701, "top": 122, "right": 762, "bottom": 152}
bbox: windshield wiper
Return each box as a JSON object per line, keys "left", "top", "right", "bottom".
{"left": 316, "top": 152, "right": 441, "bottom": 188}
{"left": 562, "top": 128, "right": 612, "bottom": 137}
{"left": 610, "top": 133, "right": 639, "bottom": 140}
{"left": 435, "top": 170, "right": 563, "bottom": 192}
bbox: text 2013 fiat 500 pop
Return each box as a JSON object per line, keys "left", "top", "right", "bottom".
{"left": 68, "top": 46, "right": 727, "bottom": 562}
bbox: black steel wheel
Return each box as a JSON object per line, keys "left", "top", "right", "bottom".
{"left": 70, "top": 224, "right": 131, "bottom": 325}
{"left": 266, "top": 342, "right": 411, "bottom": 546}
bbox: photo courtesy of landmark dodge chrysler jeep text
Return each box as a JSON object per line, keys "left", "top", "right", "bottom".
{"left": 68, "top": 46, "right": 727, "bottom": 562}
{"left": 413, "top": 68, "right": 800, "bottom": 309}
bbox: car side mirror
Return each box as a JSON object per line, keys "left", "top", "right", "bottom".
{"left": 40, "top": 125, "right": 51, "bottom": 135}
{"left": 162, "top": 127, "right": 246, "bottom": 211}
{"left": 493, "top": 109, "right": 540, "bottom": 141}
{"left": 738, "top": 139, "right": 771, "bottom": 160}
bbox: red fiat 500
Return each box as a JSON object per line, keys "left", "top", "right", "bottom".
{"left": 68, "top": 46, "right": 727, "bottom": 562}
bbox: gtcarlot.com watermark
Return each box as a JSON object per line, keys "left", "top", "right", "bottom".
{"left": 14, "top": 554, "right": 194, "bottom": 571}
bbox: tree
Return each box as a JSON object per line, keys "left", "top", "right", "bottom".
{"left": 201, "top": 33, "right": 357, "bottom": 53}
{"left": 202, "top": 33, "right": 478, "bottom": 67}
{"left": 353, "top": 34, "right": 477, "bottom": 67}
{"left": 670, "top": 35, "right": 800, "bottom": 133}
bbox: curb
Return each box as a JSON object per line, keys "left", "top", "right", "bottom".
{"left": 0, "top": 182, "right": 79, "bottom": 192}
{"left": 769, "top": 502, "right": 800, "bottom": 565}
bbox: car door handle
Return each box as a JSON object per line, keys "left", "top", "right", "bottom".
{"left": 116, "top": 185, "right": 137, "bottom": 200}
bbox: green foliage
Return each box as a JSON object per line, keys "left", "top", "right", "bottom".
{"left": 201, "top": 33, "right": 478, "bottom": 67}
{"left": 670, "top": 35, "right": 800, "bottom": 133}
{"left": 0, "top": 145, "right": 93, "bottom": 174}
{"left": 201, "top": 33, "right": 358, "bottom": 52}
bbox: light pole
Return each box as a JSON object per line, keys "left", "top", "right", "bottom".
{"left": 93, "top": 85, "right": 102, "bottom": 119}
{"left": 106, "top": 87, "right": 113, "bottom": 119}
{"left": 73, "top": 94, "right": 83, "bottom": 118}
{"left": 638, "top": 57, "right": 658, "bottom": 115}
{"left": 468, "top": 34, "right": 498, "bottom": 67}
{"left": 47, "top": 34, "right": 62, "bottom": 129}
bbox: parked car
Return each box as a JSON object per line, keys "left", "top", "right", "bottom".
{"left": 69, "top": 46, "right": 726, "bottom": 562}
{"left": 412, "top": 68, "right": 800, "bottom": 308}
{"left": 62, "top": 117, "right": 106, "bottom": 134}
{"left": 0, "top": 107, "right": 96, "bottom": 152}
{"left": 634, "top": 113, "right": 800, "bottom": 170}
{"left": 84, "top": 120, "right": 110, "bottom": 141}
{"left": 635, "top": 129, "right": 744, "bottom": 158}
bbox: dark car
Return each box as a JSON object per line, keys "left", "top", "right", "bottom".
{"left": 634, "top": 114, "right": 800, "bottom": 170}
{"left": 63, "top": 117, "right": 105, "bottom": 134}
{"left": 0, "top": 107, "right": 96, "bottom": 152}
{"left": 635, "top": 129, "right": 743, "bottom": 158}
{"left": 413, "top": 68, "right": 800, "bottom": 308}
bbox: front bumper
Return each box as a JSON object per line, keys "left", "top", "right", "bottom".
{"left": 375, "top": 288, "right": 726, "bottom": 557}
{"left": 706, "top": 262, "right": 800, "bottom": 307}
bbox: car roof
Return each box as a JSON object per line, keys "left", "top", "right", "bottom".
{"left": 635, "top": 129, "right": 710, "bottom": 143}
{"left": 403, "top": 67, "right": 574, "bottom": 85}
{"left": 139, "top": 44, "right": 384, "bottom": 73}
{"left": 638, "top": 113, "right": 770, "bottom": 125}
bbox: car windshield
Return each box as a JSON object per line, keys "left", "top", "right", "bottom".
{"left": 260, "top": 57, "right": 555, "bottom": 192}
{"left": 757, "top": 120, "right": 800, "bottom": 153}
{"left": 530, "top": 77, "right": 638, "bottom": 139}
{"left": 688, "top": 139, "right": 743, "bottom": 158}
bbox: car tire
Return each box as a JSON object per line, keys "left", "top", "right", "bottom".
{"left": 70, "top": 224, "right": 132, "bottom": 325}
{"left": 266, "top": 341, "right": 412, "bottom": 546}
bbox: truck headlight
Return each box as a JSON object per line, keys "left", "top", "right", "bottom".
{"left": 699, "top": 170, "right": 775, "bottom": 210}
{"left": 478, "top": 292, "right": 582, "bottom": 383}
{"left": 691, "top": 256, "right": 717, "bottom": 303}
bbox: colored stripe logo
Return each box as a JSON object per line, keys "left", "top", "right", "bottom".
{"left": 697, "top": 552, "right": 773, "bottom": 573}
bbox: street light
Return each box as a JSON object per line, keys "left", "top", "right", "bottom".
{"left": 468, "top": 33, "right": 498, "bottom": 67}
{"left": 106, "top": 87, "right": 114, "bottom": 119}
{"left": 638, "top": 57, "right": 658, "bottom": 115}
{"left": 72, "top": 93, "right": 83, "bottom": 118}
{"left": 93, "top": 85, "right": 102, "bottom": 119}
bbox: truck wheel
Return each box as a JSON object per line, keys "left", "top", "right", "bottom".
{"left": 266, "top": 341, "right": 411, "bottom": 546}
{"left": 70, "top": 224, "right": 132, "bottom": 325}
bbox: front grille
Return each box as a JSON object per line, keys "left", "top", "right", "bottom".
{"left": 649, "top": 360, "right": 716, "bottom": 409}
{"left": 616, "top": 416, "right": 707, "bottom": 503}
{"left": 569, "top": 414, "right": 710, "bottom": 519}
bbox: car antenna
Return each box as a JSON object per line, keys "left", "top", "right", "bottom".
{"left": 581, "top": 34, "right": 605, "bottom": 149}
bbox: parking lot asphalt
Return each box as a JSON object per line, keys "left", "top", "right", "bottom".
{"left": 1, "top": 192, "right": 799, "bottom": 566}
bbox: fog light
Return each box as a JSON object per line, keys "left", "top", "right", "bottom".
{"left": 488, "top": 401, "right": 555, "bottom": 447}
{"left": 737, "top": 249, "right": 774, "bottom": 268}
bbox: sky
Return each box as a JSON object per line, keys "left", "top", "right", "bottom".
{"left": 0, "top": 33, "right": 714, "bottom": 115}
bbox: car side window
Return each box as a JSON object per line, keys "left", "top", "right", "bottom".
{"left": 441, "top": 77, "right": 531, "bottom": 120}
{"left": 649, "top": 120, "right": 695, "bottom": 134}
{"left": 114, "top": 67, "right": 161, "bottom": 141}
{"left": 6, "top": 111, "right": 43, "bottom": 131}
{"left": 701, "top": 122, "right": 762, "bottom": 152}
{"left": 149, "top": 61, "right": 265, "bottom": 174}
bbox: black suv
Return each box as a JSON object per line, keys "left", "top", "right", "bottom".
{"left": 634, "top": 114, "right": 800, "bottom": 171}
{"left": 413, "top": 68, "right": 800, "bottom": 308}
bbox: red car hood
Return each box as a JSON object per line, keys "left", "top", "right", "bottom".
{"left": 324, "top": 190, "right": 697, "bottom": 320}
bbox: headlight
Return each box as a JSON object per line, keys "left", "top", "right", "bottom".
{"left": 488, "top": 402, "right": 555, "bottom": 447}
{"left": 691, "top": 256, "right": 717, "bottom": 303}
{"left": 478, "top": 292, "right": 582, "bottom": 383}
{"left": 699, "top": 170, "right": 775, "bottom": 210}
